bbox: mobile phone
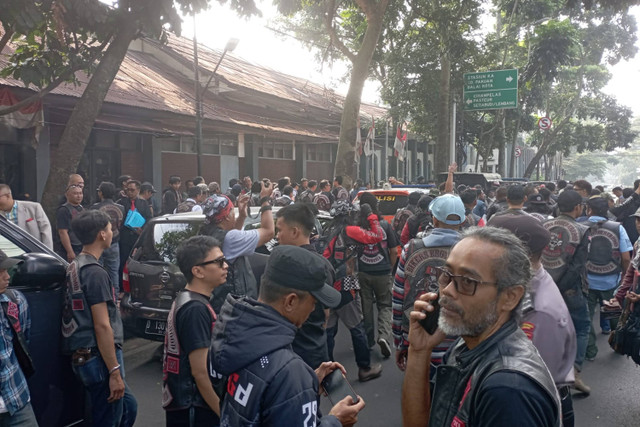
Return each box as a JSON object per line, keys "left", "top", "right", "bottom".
{"left": 321, "top": 369, "right": 359, "bottom": 406}
{"left": 404, "top": 292, "right": 440, "bottom": 335}
{"left": 418, "top": 293, "right": 440, "bottom": 335}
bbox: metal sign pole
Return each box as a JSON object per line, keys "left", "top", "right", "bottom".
{"left": 450, "top": 101, "right": 456, "bottom": 166}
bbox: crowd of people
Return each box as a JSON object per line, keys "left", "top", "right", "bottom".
{"left": 2, "top": 167, "right": 640, "bottom": 426}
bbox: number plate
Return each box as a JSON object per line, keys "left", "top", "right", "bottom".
{"left": 145, "top": 319, "right": 167, "bottom": 336}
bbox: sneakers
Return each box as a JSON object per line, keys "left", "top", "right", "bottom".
{"left": 378, "top": 338, "right": 391, "bottom": 358}
{"left": 573, "top": 372, "right": 591, "bottom": 395}
{"left": 358, "top": 363, "right": 383, "bottom": 382}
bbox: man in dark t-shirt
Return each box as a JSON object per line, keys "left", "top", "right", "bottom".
{"left": 56, "top": 184, "right": 84, "bottom": 261}
{"left": 61, "top": 210, "right": 137, "bottom": 426}
{"left": 163, "top": 235, "right": 228, "bottom": 426}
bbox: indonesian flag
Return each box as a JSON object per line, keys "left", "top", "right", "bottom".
{"left": 355, "top": 116, "right": 362, "bottom": 164}
{"left": 0, "top": 87, "right": 43, "bottom": 129}
{"left": 364, "top": 116, "right": 375, "bottom": 157}
{"left": 394, "top": 121, "right": 408, "bottom": 161}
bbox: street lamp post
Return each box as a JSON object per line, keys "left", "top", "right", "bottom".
{"left": 193, "top": 21, "right": 239, "bottom": 176}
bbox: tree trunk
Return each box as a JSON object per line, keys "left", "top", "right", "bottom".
{"left": 434, "top": 53, "right": 451, "bottom": 179}
{"left": 334, "top": 2, "right": 389, "bottom": 190}
{"left": 41, "top": 19, "right": 138, "bottom": 220}
{"left": 524, "top": 141, "right": 548, "bottom": 178}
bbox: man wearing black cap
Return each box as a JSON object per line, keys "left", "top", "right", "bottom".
{"left": 140, "top": 182, "right": 160, "bottom": 217}
{"left": 212, "top": 245, "right": 365, "bottom": 426}
{"left": 541, "top": 189, "right": 592, "bottom": 394}
{"left": 0, "top": 250, "right": 38, "bottom": 425}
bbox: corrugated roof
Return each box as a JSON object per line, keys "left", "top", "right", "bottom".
{"left": 0, "top": 31, "right": 387, "bottom": 139}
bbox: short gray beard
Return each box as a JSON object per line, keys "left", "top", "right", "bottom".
{"left": 438, "top": 298, "right": 499, "bottom": 337}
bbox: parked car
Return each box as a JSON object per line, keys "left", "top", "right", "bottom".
{"left": 120, "top": 207, "right": 330, "bottom": 341}
{"left": 0, "top": 216, "right": 85, "bottom": 427}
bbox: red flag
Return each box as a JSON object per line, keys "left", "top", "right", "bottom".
{"left": 364, "top": 116, "right": 375, "bottom": 156}
{"left": 393, "top": 121, "right": 407, "bottom": 161}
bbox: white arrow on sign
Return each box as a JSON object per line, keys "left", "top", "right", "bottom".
{"left": 506, "top": 76, "right": 513, "bottom": 83}
{"left": 466, "top": 99, "right": 473, "bottom": 105}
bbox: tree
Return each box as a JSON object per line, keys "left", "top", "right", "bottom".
{"left": 562, "top": 151, "right": 610, "bottom": 181}
{"left": 0, "top": 0, "right": 259, "bottom": 218}
{"left": 274, "top": 0, "right": 391, "bottom": 188}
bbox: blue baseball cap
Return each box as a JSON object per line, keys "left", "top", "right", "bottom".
{"left": 429, "top": 194, "right": 465, "bottom": 225}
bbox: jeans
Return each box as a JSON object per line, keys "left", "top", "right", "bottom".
{"left": 586, "top": 288, "right": 615, "bottom": 359}
{"left": 326, "top": 321, "right": 371, "bottom": 369}
{"left": 563, "top": 291, "right": 590, "bottom": 370}
{"left": 72, "top": 348, "right": 137, "bottom": 427}
{"left": 100, "top": 242, "right": 120, "bottom": 290}
{"left": 0, "top": 401, "right": 38, "bottom": 427}
{"left": 358, "top": 272, "right": 393, "bottom": 347}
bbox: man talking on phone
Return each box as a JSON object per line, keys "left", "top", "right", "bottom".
{"left": 212, "top": 245, "right": 365, "bottom": 426}
{"left": 402, "top": 227, "right": 560, "bottom": 427}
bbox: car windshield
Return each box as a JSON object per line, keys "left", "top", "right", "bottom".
{"left": 134, "top": 221, "right": 201, "bottom": 263}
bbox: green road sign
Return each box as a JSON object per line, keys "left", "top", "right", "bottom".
{"left": 463, "top": 69, "right": 518, "bottom": 111}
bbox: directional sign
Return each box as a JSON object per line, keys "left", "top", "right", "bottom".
{"left": 463, "top": 69, "right": 518, "bottom": 111}
{"left": 515, "top": 146, "right": 522, "bottom": 158}
{"left": 538, "top": 117, "right": 552, "bottom": 130}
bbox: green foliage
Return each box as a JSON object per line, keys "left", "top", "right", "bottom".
{"left": 563, "top": 151, "right": 609, "bottom": 181}
{"left": 154, "top": 224, "right": 200, "bottom": 264}
{"left": 0, "top": 0, "right": 260, "bottom": 90}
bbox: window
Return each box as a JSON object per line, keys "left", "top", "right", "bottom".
{"left": 306, "top": 144, "right": 332, "bottom": 162}
{"left": 258, "top": 140, "right": 293, "bottom": 159}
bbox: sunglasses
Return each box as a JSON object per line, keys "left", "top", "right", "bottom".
{"left": 196, "top": 256, "right": 227, "bottom": 268}
{"left": 433, "top": 266, "right": 497, "bottom": 296}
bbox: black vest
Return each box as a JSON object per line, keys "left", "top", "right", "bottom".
{"left": 587, "top": 220, "right": 622, "bottom": 276}
{"left": 162, "top": 290, "right": 223, "bottom": 412}
{"left": 542, "top": 215, "right": 589, "bottom": 288}
{"left": 201, "top": 225, "right": 258, "bottom": 313}
{"left": 429, "top": 319, "right": 560, "bottom": 427}
{"left": 61, "top": 253, "right": 102, "bottom": 353}
{"left": 401, "top": 238, "right": 451, "bottom": 335}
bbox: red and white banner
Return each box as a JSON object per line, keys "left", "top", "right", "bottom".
{"left": 0, "top": 87, "right": 43, "bottom": 128}
{"left": 393, "top": 121, "right": 407, "bottom": 161}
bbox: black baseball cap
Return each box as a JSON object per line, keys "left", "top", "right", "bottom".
{"left": 0, "top": 250, "right": 21, "bottom": 270}
{"left": 489, "top": 214, "right": 551, "bottom": 254}
{"left": 265, "top": 245, "right": 341, "bottom": 308}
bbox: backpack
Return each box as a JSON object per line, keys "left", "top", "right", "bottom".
{"left": 392, "top": 207, "right": 415, "bottom": 237}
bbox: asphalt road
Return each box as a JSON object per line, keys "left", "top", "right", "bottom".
{"left": 123, "top": 309, "right": 640, "bottom": 426}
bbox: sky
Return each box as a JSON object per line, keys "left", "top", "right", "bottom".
{"left": 180, "top": 2, "right": 640, "bottom": 116}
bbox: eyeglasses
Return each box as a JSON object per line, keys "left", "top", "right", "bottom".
{"left": 0, "top": 193, "right": 10, "bottom": 199}
{"left": 434, "top": 266, "right": 497, "bottom": 296}
{"left": 196, "top": 256, "right": 227, "bottom": 268}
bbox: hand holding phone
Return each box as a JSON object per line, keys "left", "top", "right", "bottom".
{"left": 321, "top": 369, "right": 359, "bottom": 406}
{"left": 418, "top": 291, "right": 440, "bottom": 335}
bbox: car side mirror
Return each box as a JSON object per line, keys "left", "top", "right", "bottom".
{"left": 11, "top": 253, "right": 67, "bottom": 291}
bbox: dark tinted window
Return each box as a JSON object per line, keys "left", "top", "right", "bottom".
{"left": 376, "top": 195, "right": 408, "bottom": 216}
